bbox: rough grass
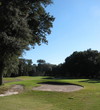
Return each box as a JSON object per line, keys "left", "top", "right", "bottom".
{"left": 0, "top": 76, "right": 100, "bottom": 110}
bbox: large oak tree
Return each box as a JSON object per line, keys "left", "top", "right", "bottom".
{"left": 0, "top": 0, "right": 54, "bottom": 85}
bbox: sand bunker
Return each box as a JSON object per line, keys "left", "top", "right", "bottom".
{"left": 32, "top": 83, "right": 83, "bottom": 92}
{"left": 0, "top": 82, "right": 83, "bottom": 97}
{"left": 0, "top": 85, "right": 24, "bottom": 97}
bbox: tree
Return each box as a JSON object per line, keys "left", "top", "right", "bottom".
{"left": 28, "top": 64, "right": 37, "bottom": 76}
{"left": 36, "top": 59, "right": 55, "bottom": 76}
{"left": 3, "top": 57, "right": 19, "bottom": 77}
{"left": 18, "top": 58, "right": 33, "bottom": 76}
{"left": 37, "top": 59, "right": 46, "bottom": 76}
{"left": 0, "top": 0, "right": 54, "bottom": 85}
{"left": 49, "top": 49, "right": 100, "bottom": 78}
{"left": 63, "top": 49, "right": 100, "bottom": 78}
{"left": 37, "top": 59, "right": 46, "bottom": 64}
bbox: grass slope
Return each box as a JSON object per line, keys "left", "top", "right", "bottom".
{"left": 0, "top": 76, "right": 100, "bottom": 110}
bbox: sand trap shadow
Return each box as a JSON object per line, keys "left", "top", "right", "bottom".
{"left": 38, "top": 81, "right": 83, "bottom": 87}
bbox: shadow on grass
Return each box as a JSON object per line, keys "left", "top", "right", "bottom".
{"left": 79, "top": 79, "right": 100, "bottom": 83}
{"left": 42, "top": 77, "right": 76, "bottom": 80}
{"left": 38, "top": 81, "right": 83, "bottom": 87}
{"left": 42, "top": 77, "right": 54, "bottom": 79}
{"left": 43, "top": 77, "right": 100, "bottom": 84}
{"left": 39, "top": 81, "right": 73, "bottom": 85}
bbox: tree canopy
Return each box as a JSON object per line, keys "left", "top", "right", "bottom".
{"left": 37, "top": 59, "right": 46, "bottom": 64}
{"left": 64, "top": 49, "right": 100, "bottom": 78}
{"left": 48, "top": 49, "right": 100, "bottom": 79}
{"left": 0, "top": 0, "right": 54, "bottom": 85}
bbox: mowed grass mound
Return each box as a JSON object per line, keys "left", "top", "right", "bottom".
{"left": 0, "top": 76, "right": 100, "bottom": 110}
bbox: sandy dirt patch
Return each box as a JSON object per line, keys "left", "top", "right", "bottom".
{"left": 0, "top": 85, "right": 24, "bottom": 97}
{"left": 32, "top": 84, "right": 83, "bottom": 92}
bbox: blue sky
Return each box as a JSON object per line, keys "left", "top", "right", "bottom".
{"left": 23, "top": 0, "right": 100, "bottom": 65}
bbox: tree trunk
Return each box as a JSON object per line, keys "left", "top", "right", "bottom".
{"left": 0, "top": 72, "right": 3, "bottom": 85}
{"left": 0, "top": 63, "right": 4, "bottom": 86}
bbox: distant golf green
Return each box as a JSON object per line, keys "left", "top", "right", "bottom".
{"left": 0, "top": 76, "right": 100, "bottom": 110}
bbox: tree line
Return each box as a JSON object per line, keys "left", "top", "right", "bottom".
{"left": 4, "top": 59, "right": 56, "bottom": 77}
{"left": 4, "top": 49, "right": 100, "bottom": 79}
{"left": 47, "top": 49, "right": 100, "bottom": 79}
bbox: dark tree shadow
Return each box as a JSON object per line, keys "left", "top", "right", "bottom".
{"left": 38, "top": 81, "right": 83, "bottom": 87}
{"left": 79, "top": 79, "right": 100, "bottom": 83}
{"left": 39, "top": 81, "right": 71, "bottom": 85}
{"left": 42, "top": 77, "right": 54, "bottom": 79}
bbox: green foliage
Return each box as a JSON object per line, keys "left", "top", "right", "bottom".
{"left": 37, "top": 59, "right": 46, "bottom": 64}
{"left": 18, "top": 59, "right": 33, "bottom": 76}
{"left": 0, "top": 0, "right": 54, "bottom": 85}
{"left": 49, "top": 49, "right": 100, "bottom": 78}
{"left": 64, "top": 49, "right": 100, "bottom": 78}
{"left": 3, "top": 58, "right": 54, "bottom": 77}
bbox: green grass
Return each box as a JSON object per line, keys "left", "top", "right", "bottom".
{"left": 0, "top": 76, "right": 100, "bottom": 110}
